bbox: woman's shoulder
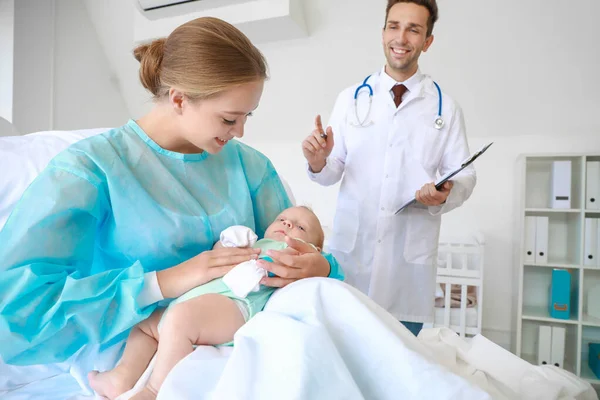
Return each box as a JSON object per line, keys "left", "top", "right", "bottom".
{"left": 48, "top": 123, "right": 133, "bottom": 185}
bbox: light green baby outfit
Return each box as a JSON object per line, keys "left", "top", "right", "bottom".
{"left": 157, "top": 238, "right": 287, "bottom": 346}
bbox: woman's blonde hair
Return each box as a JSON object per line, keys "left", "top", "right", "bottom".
{"left": 133, "top": 17, "right": 268, "bottom": 100}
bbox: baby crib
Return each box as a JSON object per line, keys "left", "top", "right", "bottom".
{"left": 432, "top": 235, "right": 485, "bottom": 338}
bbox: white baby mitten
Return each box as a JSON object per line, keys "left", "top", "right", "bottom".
{"left": 222, "top": 260, "right": 267, "bottom": 298}
{"left": 220, "top": 225, "right": 258, "bottom": 248}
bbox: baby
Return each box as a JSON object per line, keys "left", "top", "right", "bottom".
{"left": 88, "top": 206, "right": 326, "bottom": 400}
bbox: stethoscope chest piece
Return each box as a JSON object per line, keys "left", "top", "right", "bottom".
{"left": 434, "top": 116, "right": 444, "bottom": 130}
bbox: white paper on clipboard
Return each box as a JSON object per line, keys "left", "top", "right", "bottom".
{"left": 394, "top": 142, "right": 493, "bottom": 214}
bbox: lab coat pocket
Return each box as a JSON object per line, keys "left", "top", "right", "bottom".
{"left": 408, "top": 122, "right": 444, "bottom": 173}
{"left": 329, "top": 199, "right": 359, "bottom": 254}
{"left": 403, "top": 208, "right": 439, "bottom": 265}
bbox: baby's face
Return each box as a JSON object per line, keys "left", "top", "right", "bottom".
{"left": 264, "top": 207, "right": 322, "bottom": 248}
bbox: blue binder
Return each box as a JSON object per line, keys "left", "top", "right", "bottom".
{"left": 549, "top": 269, "right": 571, "bottom": 319}
{"left": 589, "top": 343, "right": 600, "bottom": 379}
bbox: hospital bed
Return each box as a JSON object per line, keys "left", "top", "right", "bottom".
{"left": 0, "top": 126, "right": 597, "bottom": 400}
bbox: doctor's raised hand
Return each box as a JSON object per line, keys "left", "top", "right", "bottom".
{"left": 302, "top": 115, "right": 334, "bottom": 173}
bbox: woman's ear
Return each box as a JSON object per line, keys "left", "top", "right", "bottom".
{"left": 169, "top": 88, "right": 185, "bottom": 115}
{"left": 316, "top": 246, "right": 322, "bottom": 253}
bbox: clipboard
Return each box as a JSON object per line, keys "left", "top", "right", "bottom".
{"left": 395, "top": 142, "right": 493, "bottom": 214}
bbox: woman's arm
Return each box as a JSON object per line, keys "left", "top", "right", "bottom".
{"left": 0, "top": 166, "right": 258, "bottom": 366}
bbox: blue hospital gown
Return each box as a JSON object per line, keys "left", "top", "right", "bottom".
{"left": 0, "top": 120, "right": 343, "bottom": 365}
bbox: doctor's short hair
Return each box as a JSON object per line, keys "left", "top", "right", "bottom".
{"left": 385, "top": 0, "right": 439, "bottom": 37}
{"left": 133, "top": 17, "right": 268, "bottom": 100}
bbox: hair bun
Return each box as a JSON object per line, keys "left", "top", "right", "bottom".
{"left": 133, "top": 38, "right": 166, "bottom": 96}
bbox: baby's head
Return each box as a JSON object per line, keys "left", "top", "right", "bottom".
{"left": 264, "top": 206, "right": 324, "bottom": 251}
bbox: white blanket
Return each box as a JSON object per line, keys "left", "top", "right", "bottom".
{"left": 132, "top": 279, "right": 597, "bottom": 400}
{"left": 2, "top": 279, "right": 597, "bottom": 400}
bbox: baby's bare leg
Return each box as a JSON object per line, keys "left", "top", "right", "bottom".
{"left": 141, "top": 294, "right": 245, "bottom": 398}
{"left": 88, "top": 308, "right": 164, "bottom": 400}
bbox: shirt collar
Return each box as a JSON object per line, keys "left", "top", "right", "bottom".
{"left": 380, "top": 65, "right": 424, "bottom": 95}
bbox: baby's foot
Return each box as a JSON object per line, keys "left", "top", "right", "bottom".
{"left": 88, "top": 369, "right": 135, "bottom": 400}
{"left": 130, "top": 386, "right": 158, "bottom": 400}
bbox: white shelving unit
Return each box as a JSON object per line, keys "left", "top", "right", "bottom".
{"left": 516, "top": 154, "right": 600, "bottom": 386}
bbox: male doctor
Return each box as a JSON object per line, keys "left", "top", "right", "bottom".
{"left": 302, "top": 0, "right": 476, "bottom": 336}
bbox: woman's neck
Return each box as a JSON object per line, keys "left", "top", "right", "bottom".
{"left": 136, "top": 106, "right": 203, "bottom": 154}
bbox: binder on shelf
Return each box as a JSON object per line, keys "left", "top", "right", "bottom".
{"left": 584, "top": 218, "right": 598, "bottom": 267}
{"left": 549, "top": 269, "right": 571, "bottom": 320}
{"left": 535, "top": 216, "right": 549, "bottom": 264}
{"left": 551, "top": 161, "right": 572, "bottom": 209}
{"left": 589, "top": 343, "right": 600, "bottom": 379}
{"left": 587, "top": 161, "right": 600, "bottom": 210}
{"left": 524, "top": 216, "right": 536, "bottom": 264}
{"left": 537, "top": 325, "right": 552, "bottom": 366}
{"left": 588, "top": 285, "right": 600, "bottom": 320}
{"left": 550, "top": 326, "right": 566, "bottom": 368}
{"left": 598, "top": 220, "right": 600, "bottom": 268}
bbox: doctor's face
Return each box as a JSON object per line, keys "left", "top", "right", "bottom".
{"left": 176, "top": 80, "right": 264, "bottom": 154}
{"left": 382, "top": 2, "right": 434, "bottom": 78}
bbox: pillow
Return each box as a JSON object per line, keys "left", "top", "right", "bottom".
{"left": 0, "top": 128, "right": 297, "bottom": 231}
{"left": 0, "top": 128, "right": 110, "bottom": 230}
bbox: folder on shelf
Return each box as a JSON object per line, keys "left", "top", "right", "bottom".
{"left": 589, "top": 343, "right": 600, "bottom": 379}
{"left": 550, "top": 326, "right": 565, "bottom": 368}
{"left": 551, "top": 161, "right": 572, "bottom": 209}
{"left": 587, "top": 161, "right": 600, "bottom": 210}
{"left": 535, "top": 216, "right": 549, "bottom": 265}
{"left": 537, "top": 325, "right": 552, "bottom": 366}
{"left": 549, "top": 269, "right": 571, "bottom": 320}
{"left": 524, "top": 216, "right": 536, "bottom": 264}
{"left": 588, "top": 285, "right": 600, "bottom": 320}
{"left": 584, "top": 218, "right": 598, "bottom": 267}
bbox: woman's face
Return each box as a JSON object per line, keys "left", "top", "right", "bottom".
{"left": 176, "top": 80, "right": 264, "bottom": 154}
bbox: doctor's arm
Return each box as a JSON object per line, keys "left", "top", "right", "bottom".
{"left": 428, "top": 106, "right": 477, "bottom": 216}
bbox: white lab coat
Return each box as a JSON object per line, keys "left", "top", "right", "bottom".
{"left": 307, "top": 67, "right": 476, "bottom": 322}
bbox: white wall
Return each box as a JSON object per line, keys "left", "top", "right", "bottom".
{"left": 0, "top": 0, "right": 14, "bottom": 124}
{"left": 52, "top": 0, "right": 129, "bottom": 131}
{"left": 83, "top": 0, "right": 150, "bottom": 119}
{"left": 12, "top": 0, "right": 54, "bottom": 134}
{"left": 83, "top": 0, "right": 600, "bottom": 349}
{"left": 11, "top": 0, "right": 128, "bottom": 135}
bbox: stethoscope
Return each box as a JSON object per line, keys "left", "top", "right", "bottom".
{"left": 351, "top": 74, "right": 444, "bottom": 129}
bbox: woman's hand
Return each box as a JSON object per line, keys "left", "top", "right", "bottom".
{"left": 157, "top": 247, "right": 261, "bottom": 298}
{"left": 258, "top": 236, "right": 330, "bottom": 288}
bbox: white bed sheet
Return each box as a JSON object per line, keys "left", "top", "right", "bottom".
{"left": 1, "top": 279, "right": 597, "bottom": 400}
